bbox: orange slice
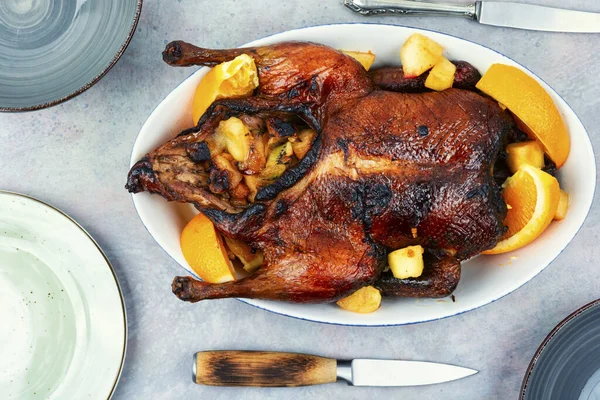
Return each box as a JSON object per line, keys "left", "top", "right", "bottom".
{"left": 192, "top": 54, "right": 259, "bottom": 125}
{"left": 484, "top": 165, "right": 560, "bottom": 255}
{"left": 180, "top": 213, "right": 236, "bottom": 283}
{"left": 476, "top": 64, "right": 570, "bottom": 168}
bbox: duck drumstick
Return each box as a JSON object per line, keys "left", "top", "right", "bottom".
{"left": 162, "top": 40, "right": 254, "bottom": 67}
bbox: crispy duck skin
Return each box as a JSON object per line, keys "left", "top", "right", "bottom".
{"left": 128, "top": 41, "right": 516, "bottom": 304}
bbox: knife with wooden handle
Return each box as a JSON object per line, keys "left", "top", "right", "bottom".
{"left": 344, "top": 0, "right": 600, "bottom": 33}
{"left": 193, "top": 351, "right": 477, "bottom": 387}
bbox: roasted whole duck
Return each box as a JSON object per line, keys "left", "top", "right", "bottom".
{"left": 127, "top": 40, "right": 519, "bottom": 304}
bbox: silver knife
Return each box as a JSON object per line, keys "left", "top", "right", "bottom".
{"left": 193, "top": 350, "right": 477, "bottom": 387}
{"left": 344, "top": 0, "right": 600, "bottom": 33}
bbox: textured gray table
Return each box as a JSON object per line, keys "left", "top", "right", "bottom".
{"left": 1, "top": 1, "right": 599, "bottom": 399}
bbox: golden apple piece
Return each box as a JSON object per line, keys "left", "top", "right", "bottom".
{"left": 400, "top": 33, "right": 444, "bottom": 78}
{"left": 505, "top": 141, "right": 545, "bottom": 174}
{"left": 425, "top": 57, "right": 456, "bottom": 91}
{"left": 554, "top": 189, "right": 569, "bottom": 221}
{"left": 291, "top": 129, "right": 316, "bottom": 160}
{"left": 223, "top": 236, "right": 264, "bottom": 273}
{"left": 244, "top": 175, "right": 260, "bottom": 201}
{"left": 215, "top": 117, "right": 252, "bottom": 162}
{"left": 336, "top": 286, "right": 382, "bottom": 314}
{"left": 388, "top": 245, "right": 425, "bottom": 279}
{"left": 340, "top": 50, "right": 376, "bottom": 71}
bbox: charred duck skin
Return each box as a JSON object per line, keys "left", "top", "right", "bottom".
{"left": 127, "top": 41, "right": 515, "bottom": 304}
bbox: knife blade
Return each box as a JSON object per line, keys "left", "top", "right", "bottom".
{"left": 343, "top": 0, "right": 600, "bottom": 33}
{"left": 193, "top": 351, "right": 477, "bottom": 387}
{"left": 478, "top": 2, "right": 600, "bottom": 32}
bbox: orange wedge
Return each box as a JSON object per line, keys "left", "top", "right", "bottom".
{"left": 476, "top": 64, "right": 570, "bottom": 168}
{"left": 192, "top": 54, "right": 259, "bottom": 125}
{"left": 483, "top": 165, "right": 560, "bottom": 255}
{"left": 180, "top": 213, "right": 236, "bottom": 283}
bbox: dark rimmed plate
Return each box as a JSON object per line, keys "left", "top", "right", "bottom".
{"left": 521, "top": 299, "right": 600, "bottom": 399}
{"left": 0, "top": 0, "right": 142, "bottom": 112}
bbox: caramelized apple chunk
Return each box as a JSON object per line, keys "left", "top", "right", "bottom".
{"left": 425, "top": 57, "right": 456, "bottom": 91}
{"left": 223, "top": 236, "right": 264, "bottom": 273}
{"left": 340, "top": 50, "right": 376, "bottom": 71}
{"left": 291, "top": 129, "right": 316, "bottom": 160}
{"left": 388, "top": 245, "right": 425, "bottom": 279}
{"left": 505, "top": 141, "right": 545, "bottom": 174}
{"left": 554, "top": 190, "right": 569, "bottom": 221}
{"left": 400, "top": 33, "right": 444, "bottom": 78}
{"left": 336, "top": 286, "right": 382, "bottom": 314}
{"left": 215, "top": 117, "right": 252, "bottom": 162}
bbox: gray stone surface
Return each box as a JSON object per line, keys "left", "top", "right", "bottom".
{"left": 1, "top": 0, "right": 599, "bottom": 399}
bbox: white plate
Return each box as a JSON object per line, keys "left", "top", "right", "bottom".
{"left": 130, "top": 24, "right": 596, "bottom": 326}
{"left": 0, "top": 191, "right": 126, "bottom": 398}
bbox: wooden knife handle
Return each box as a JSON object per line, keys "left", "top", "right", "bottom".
{"left": 193, "top": 351, "right": 338, "bottom": 387}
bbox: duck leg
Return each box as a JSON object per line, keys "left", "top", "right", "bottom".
{"left": 172, "top": 243, "right": 382, "bottom": 304}
{"left": 162, "top": 40, "right": 374, "bottom": 108}
{"left": 375, "top": 254, "right": 461, "bottom": 298}
{"left": 172, "top": 174, "right": 387, "bottom": 304}
{"left": 163, "top": 40, "right": 254, "bottom": 67}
